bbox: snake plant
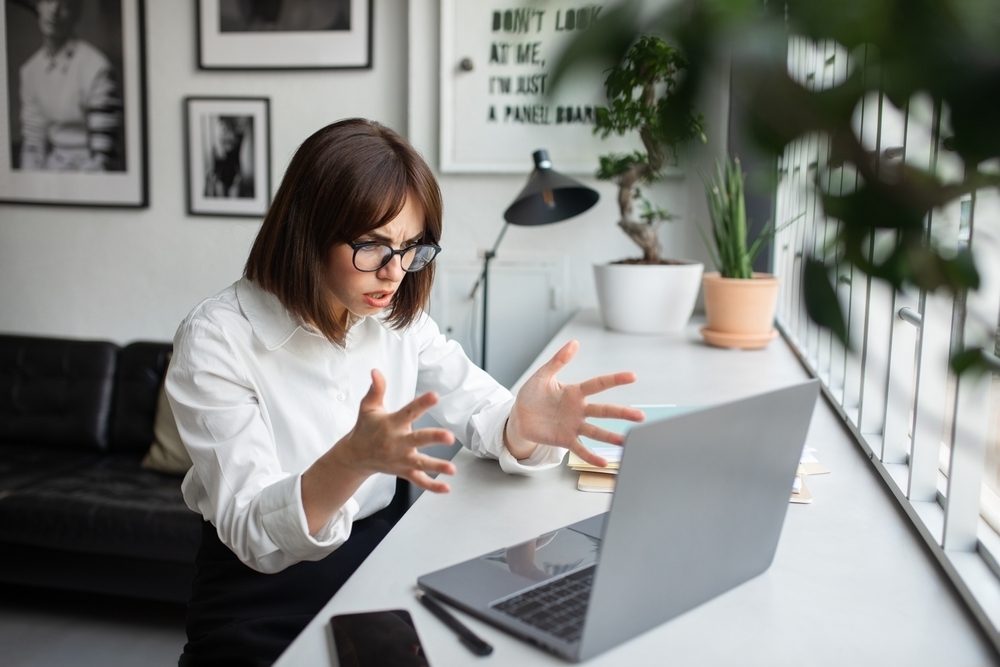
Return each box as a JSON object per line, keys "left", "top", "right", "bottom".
{"left": 699, "top": 156, "right": 772, "bottom": 280}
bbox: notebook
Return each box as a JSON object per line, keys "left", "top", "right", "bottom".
{"left": 417, "top": 380, "right": 820, "bottom": 662}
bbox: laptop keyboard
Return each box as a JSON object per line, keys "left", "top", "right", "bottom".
{"left": 490, "top": 565, "right": 596, "bottom": 644}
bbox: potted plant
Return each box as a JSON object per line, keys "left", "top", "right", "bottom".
{"left": 698, "top": 155, "right": 780, "bottom": 349}
{"left": 591, "top": 35, "right": 707, "bottom": 334}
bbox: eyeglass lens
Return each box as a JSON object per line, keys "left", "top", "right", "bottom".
{"left": 353, "top": 243, "right": 438, "bottom": 272}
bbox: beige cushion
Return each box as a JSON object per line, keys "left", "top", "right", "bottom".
{"left": 140, "top": 362, "right": 193, "bottom": 475}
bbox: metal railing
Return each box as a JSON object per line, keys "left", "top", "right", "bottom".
{"left": 774, "top": 36, "right": 1000, "bottom": 653}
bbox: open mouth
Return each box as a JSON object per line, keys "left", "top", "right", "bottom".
{"left": 363, "top": 292, "right": 393, "bottom": 308}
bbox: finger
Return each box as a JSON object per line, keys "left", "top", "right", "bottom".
{"left": 410, "top": 428, "right": 456, "bottom": 448}
{"left": 584, "top": 403, "right": 646, "bottom": 422}
{"left": 580, "top": 422, "right": 629, "bottom": 446}
{"left": 577, "top": 371, "right": 637, "bottom": 397}
{"left": 407, "top": 470, "right": 452, "bottom": 494}
{"left": 413, "top": 454, "right": 456, "bottom": 477}
{"left": 391, "top": 391, "right": 439, "bottom": 427}
{"left": 568, "top": 440, "right": 610, "bottom": 468}
{"left": 539, "top": 339, "right": 580, "bottom": 376}
{"left": 359, "top": 369, "right": 386, "bottom": 413}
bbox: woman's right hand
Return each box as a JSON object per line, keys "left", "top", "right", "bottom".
{"left": 301, "top": 370, "right": 456, "bottom": 535}
{"left": 334, "top": 369, "right": 457, "bottom": 491}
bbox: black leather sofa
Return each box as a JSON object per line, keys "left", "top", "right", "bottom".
{"left": 0, "top": 334, "right": 200, "bottom": 603}
{"left": 0, "top": 332, "right": 412, "bottom": 604}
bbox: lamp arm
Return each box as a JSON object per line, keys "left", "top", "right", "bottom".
{"left": 468, "top": 222, "right": 510, "bottom": 371}
{"left": 469, "top": 222, "right": 510, "bottom": 299}
{"left": 489, "top": 221, "right": 511, "bottom": 256}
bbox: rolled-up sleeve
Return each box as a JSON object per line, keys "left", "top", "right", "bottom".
{"left": 168, "top": 319, "right": 356, "bottom": 573}
{"left": 84, "top": 60, "right": 122, "bottom": 166}
{"left": 19, "top": 62, "right": 47, "bottom": 170}
{"left": 413, "top": 314, "right": 566, "bottom": 472}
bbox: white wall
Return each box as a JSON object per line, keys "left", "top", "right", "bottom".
{"left": 0, "top": 0, "right": 408, "bottom": 343}
{"left": 410, "top": 0, "right": 730, "bottom": 320}
{"left": 0, "top": 0, "right": 728, "bottom": 346}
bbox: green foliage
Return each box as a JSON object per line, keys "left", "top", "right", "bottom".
{"left": 698, "top": 157, "right": 776, "bottom": 279}
{"left": 587, "top": 34, "right": 708, "bottom": 262}
{"left": 804, "top": 257, "right": 849, "bottom": 346}
{"left": 638, "top": 197, "right": 675, "bottom": 224}
{"left": 550, "top": 0, "right": 1000, "bottom": 372}
{"left": 951, "top": 347, "right": 1000, "bottom": 378}
{"left": 596, "top": 152, "right": 646, "bottom": 181}
{"left": 594, "top": 35, "right": 706, "bottom": 165}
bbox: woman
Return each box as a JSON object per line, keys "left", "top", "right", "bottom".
{"left": 167, "top": 118, "right": 642, "bottom": 666}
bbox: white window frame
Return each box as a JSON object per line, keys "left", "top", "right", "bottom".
{"left": 775, "top": 37, "right": 1000, "bottom": 651}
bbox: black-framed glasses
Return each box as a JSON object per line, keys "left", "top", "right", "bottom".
{"left": 347, "top": 241, "right": 442, "bottom": 273}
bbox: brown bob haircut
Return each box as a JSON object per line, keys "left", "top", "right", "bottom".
{"left": 245, "top": 118, "right": 442, "bottom": 345}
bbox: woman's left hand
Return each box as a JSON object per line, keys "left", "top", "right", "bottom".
{"left": 505, "top": 340, "right": 644, "bottom": 467}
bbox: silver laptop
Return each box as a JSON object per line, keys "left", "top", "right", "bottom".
{"left": 417, "top": 380, "right": 820, "bottom": 662}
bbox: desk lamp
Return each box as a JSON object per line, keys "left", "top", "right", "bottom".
{"left": 471, "top": 149, "right": 599, "bottom": 370}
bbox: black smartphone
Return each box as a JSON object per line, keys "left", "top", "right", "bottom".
{"left": 329, "top": 609, "right": 430, "bottom": 667}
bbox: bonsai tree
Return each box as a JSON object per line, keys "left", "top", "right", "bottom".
{"left": 594, "top": 35, "right": 706, "bottom": 264}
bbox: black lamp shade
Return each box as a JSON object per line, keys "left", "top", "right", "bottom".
{"left": 503, "top": 150, "right": 599, "bottom": 226}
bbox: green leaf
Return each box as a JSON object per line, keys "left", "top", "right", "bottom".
{"left": 949, "top": 68, "right": 1000, "bottom": 165}
{"left": 822, "top": 186, "right": 927, "bottom": 233}
{"left": 695, "top": 219, "right": 723, "bottom": 272}
{"left": 951, "top": 347, "right": 1000, "bottom": 378}
{"left": 804, "top": 257, "right": 849, "bottom": 347}
{"left": 944, "top": 246, "right": 982, "bottom": 292}
{"left": 548, "top": 2, "right": 642, "bottom": 95}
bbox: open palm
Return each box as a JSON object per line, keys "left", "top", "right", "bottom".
{"left": 509, "top": 340, "right": 644, "bottom": 467}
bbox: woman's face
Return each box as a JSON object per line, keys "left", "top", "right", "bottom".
{"left": 325, "top": 194, "right": 425, "bottom": 325}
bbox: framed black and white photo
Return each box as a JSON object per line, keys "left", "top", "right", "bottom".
{"left": 185, "top": 97, "right": 269, "bottom": 217}
{"left": 0, "top": 0, "right": 147, "bottom": 207}
{"left": 439, "top": 0, "right": 649, "bottom": 174}
{"left": 197, "top": 0, "right": 371, "bottom": 70}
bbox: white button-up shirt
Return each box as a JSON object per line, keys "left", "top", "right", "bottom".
{"left": 19, "top": 38, "right": 121, "bottom": 171}
{"left": 166, "top": 278, "right": 565, "bottom": 573}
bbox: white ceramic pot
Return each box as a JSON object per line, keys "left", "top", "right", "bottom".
{"left": 593, "top": 261, "right": 704, "bottom": 334}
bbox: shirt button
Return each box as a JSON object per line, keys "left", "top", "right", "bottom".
{"left": 336, "top": 392, "right": 346, "bottom": 401}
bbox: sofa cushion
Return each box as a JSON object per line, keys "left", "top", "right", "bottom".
{"left": 0, "top": 454, "right": 202, "bottom": 563}
{"left": 109, "top": 342, "right": 173, "bottom": 453}
{"left": 140, "top": 372, "right": 193, "bottom": 474}
{"left": 0, "top": 335, "right": 119, "bottom": 451}
{"left": 0, "top": 444, "right": 98, "bottom": 493}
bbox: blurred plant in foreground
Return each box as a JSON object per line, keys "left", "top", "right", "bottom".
{"left": 552, "top": 0, "right": 1000, "bottom": 374}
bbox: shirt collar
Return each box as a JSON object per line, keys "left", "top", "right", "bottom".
{"left": 236, "top": 278, "right": 303, "bottom": 350}
{"left": 45, "top": 38, "right": 77, "bottom": 71}
{"left": 235, "top": 278, "right": 401, "bottom": 350}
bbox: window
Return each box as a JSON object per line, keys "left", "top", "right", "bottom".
{"left": 775, "top": 38, "right": 1000, "bottom": 646}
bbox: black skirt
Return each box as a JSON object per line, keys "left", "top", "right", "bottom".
{"left": 179, "top": 516, "right": 392, "bottom": 667}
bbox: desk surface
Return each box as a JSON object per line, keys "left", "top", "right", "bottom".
{"left": 275, "top": 311, "right": 997, "bottom": 666}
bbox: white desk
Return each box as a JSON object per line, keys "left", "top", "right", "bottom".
{"left": 275, "top": 310, "right": 997, "bottom": 666}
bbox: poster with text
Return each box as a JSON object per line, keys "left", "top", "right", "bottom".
{"left": 440, "top": 1, "right": 644, "bottom": 174}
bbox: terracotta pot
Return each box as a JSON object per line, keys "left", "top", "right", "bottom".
{"left": 701, "top": 272, "right": 780, "bottom": 349}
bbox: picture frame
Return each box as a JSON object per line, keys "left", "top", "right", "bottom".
{"left": 197, "top": 0, "right": 372, "bottom": 70}
{"left": 0, "top": 0, "right": 148, "bottom": 207}
{"left": 439, "top": 0, "right": 656, "bottom": 175}
{"left": 185, "top": 97, "right": 270, "bottom": 218}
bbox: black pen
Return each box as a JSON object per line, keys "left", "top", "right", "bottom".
{"left": 416, "top": 589, "right": 493, "bottom": 656}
